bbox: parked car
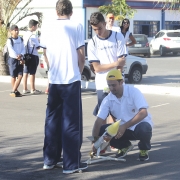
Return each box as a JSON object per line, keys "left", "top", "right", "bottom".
{"left": 128, "top": 34, "right": 150, "bottom": 58}
{"left": 123, "top": 55, "right": 148, "bottom": 84}
{"left": 149, "top": 29, "right": 180, "bottom": 56}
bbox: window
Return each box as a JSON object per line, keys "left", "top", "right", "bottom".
{"left": 133, "top": 21, "right": 160, "bottom": 37}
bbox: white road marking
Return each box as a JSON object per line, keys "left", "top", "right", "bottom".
{"left": 82, "top": 96, "right": 95, "bottom": 100}
{"left": 0, "top": 90, "right": 11, "bottom": 93}
{"left": 150, "top": 103, "right": 169, "bottom": 108}
{"left": 82, "top": 92, "right": 96, "bottom": 95}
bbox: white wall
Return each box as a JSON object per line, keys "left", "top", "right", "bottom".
{"left": 14, "top": 0, "right": 85, "bottom": 33}
{"left": 165, "top": 10, "right": 180, "bottom": 21}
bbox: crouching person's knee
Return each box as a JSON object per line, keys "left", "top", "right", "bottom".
{"left": 135, "top": 122, "right": 152, "bottom": 140}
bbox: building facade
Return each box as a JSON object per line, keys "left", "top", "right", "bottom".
{"left": 15, "top": 0, "right": 180, "bottom": 39}
{"left": 84, "top": 0, "right": 180, "bottom": 39}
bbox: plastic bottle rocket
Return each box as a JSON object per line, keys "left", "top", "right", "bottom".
{"left": 93, "top": 120, "right": 121, "bottom": 153}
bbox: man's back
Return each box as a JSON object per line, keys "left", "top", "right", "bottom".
{"left": 41, "top": 19, "right": 84, "bottom": 84}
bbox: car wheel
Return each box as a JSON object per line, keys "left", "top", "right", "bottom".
{"left": 81, "top": 71, "right": 90, "bottom": 81}
{"left": 150, "top": 46, "right": 154, "bottom": 55}
{"left": 160, "top": 46, "right": 165, "bottom": 56}
{"left": 128, "top": 67, "right": 142, "bottom": 84}
{"left": 145, "top": 53, "right": 150, "bottom": 58}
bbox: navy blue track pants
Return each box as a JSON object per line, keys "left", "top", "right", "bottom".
{"left": 43, "top": 81, "right": 82, "bottom": 170}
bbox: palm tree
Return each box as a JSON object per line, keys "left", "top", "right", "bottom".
{"left": 0, "top": 0, "right": 43, "bottom": 75}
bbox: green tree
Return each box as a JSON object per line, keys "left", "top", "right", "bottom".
{"left": 156, "top": 0, "right": 180, "bottom": 10}
{"left": 99, "top": 0, "right": 136, "bottom": 23}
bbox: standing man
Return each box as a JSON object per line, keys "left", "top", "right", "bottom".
{"left": 106, "top": 13, "right": 120, "bottom": 32}
{"left": 22, "top": 19, "right": 42, "bottom": 94}
{"left": 88, "top": 12, "right": 127, "bottom": 117}
{"left": 92, "top": 69, "right": 153, "bottom": 161}
{"left": 40, "top": 0, "right": 87, "bottom": 174}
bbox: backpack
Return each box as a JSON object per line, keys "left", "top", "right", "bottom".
{"left": 4, "top": 37, "right": 23, "bottom": 65}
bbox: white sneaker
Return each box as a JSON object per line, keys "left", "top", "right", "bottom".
{"left": 43, "top": 164, "right": 55, "bottom": 170}
{"left": 31, "top": 89, "right": 42, "bottom": 94}
{"left": 22, "top": 89, "right": 30, "bottom": 94}
{"left": 43, "top": 160, "right": 63, "bottom": 170}
{"left": 63, "top": 163, "right": 88, "bottom": 174}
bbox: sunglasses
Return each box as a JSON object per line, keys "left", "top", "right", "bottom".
{"left": 109, "top": 17, "right": 114, "bottom": 20}
{"left": 123, "top": 22, "right": 129, "bottom": 24}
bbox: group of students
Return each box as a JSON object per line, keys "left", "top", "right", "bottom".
{"left": 6, "top": 19, "right": 42, "bottom": 97}
{"left": 40, "top": 0, "right": 153, "bottom": 175}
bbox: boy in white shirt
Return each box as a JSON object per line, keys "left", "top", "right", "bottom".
{"left": 88, "top": 12, "right": 127, "bottom": 117}
{"left": 7, "top": 25, "right": 25, "bottom": 97}
{"left": 22, "top": 19, "right": 42, "bottom": 94}
{"left": 40, "top": 0, "right": 87, "bottom": 174}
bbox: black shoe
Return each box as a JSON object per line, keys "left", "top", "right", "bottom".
{"left": 15, "top": 91, "right": 22, "bottom": 97}
{"left": 138, "top": 150, "right": 149, "bottom": 161}
{"left": 63, "top": 162, "right": 88, "bottom": 174}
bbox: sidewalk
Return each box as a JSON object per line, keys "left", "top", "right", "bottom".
{"left": 1, "top": 75, "right": 180, "bottom": 96}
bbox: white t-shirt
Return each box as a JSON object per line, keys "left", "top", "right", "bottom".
{"left": 88, "top": 31, "right": 127, "bottom": 90}
{"left": 23, "top": 31, "right": 40, "bottom": 56}
{"left": 106, "top": 25, "right": 121, "bottom": 32}
{"left": 97, "top": 84, "right": 153, "bottom": 131}
{"left": 40, "top": 19, "right": 84, "bottom": 84}
{"left": 7, "top": 37, "right": 25, "bottom": 58}
{"left": 112, "top": 26, "right": 121, "bottom": 32}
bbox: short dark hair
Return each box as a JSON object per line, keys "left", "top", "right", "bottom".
{"left": 90, "top": 12, "right": 105, "bottom": 26}
{"left": 56, "top": 0, "right": 73, "bottom": 16}
{"left": 29, "top": 19, "right": 39, "bottom": 28}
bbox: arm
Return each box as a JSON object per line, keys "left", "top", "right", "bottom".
{"left": 126, "top": 34, "right": 136, "bottom": 47}
{"left": 92, "top": 56, "right": 125, "bottom": 73}
{"left": 43, "top": 49, "right": 49, "bottom": 68}
{"left": 77, "top": 46, "right": 85, "bottom": 74}
{"left": 92, "top": 117, "right": 104, "bottom": 139}
{"left": 115, "top": 108, "right": 148, "bottom": 139}
{"left": 7, "top": 39, "right": 18, "bottom": 59}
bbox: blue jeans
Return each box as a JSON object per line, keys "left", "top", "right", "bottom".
{"left": 99, "top": 122, "right": 152, "bottom": 150}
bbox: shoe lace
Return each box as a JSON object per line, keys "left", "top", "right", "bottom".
{"left": 140, "top": 150, "right": 148, "bottom": 156}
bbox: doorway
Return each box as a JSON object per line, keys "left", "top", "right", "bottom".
{"left": 142, "top": 25, "right": 149, "bottom": 36}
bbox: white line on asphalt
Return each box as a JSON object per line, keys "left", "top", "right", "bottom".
{"left": 150, "top": 103, "right": 169, "bottom": 108}
{"left": 82, "top": 96, "right": 94, "bottom": 100}
{"left": 0, "top": 90, "right": 11, "bottom": 93}
{"left": 82, "top": 92, "right": 96, "bottom": 95}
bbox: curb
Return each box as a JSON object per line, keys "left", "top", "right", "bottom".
{"left": 1, "top": 75, "right": 180, "bottom": 96}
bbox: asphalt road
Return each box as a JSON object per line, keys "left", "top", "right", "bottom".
{"left": 140, "top": 54, "right": 180, "bottom": 87}
{"left": 0, "top": 82, "right": 180, "bottom": 180}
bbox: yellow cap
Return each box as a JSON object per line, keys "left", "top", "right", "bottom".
{"left": 106, "top": 69, "right": 123, "bottom": 80}
{"left": 106, "top": 120, "right": 120, "bottom": 136}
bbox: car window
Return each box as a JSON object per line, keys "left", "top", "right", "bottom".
{"left": 166, "top": 32, "right": 180, "bottom": 37}
{"left": 134, "top": 35, "right": 147, "bottom": 42}
{"left": 159, "top": 32, "right": 165, "bottom": 37}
